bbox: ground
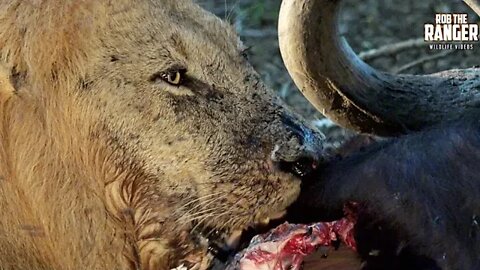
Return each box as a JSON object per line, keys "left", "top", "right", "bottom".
{"left": 199, "top": 0, "right": 479, "bottom": 122}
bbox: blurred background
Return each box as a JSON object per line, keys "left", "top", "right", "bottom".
{"left": 198, "top": 0, "right": 479, "bottom": 130}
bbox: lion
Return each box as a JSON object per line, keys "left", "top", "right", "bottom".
{"left": 0, "top": 1, "right": 325, "bottom": 269}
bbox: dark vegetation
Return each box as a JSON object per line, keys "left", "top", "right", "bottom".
{"left": 199, "top": 0, "right": 479, "bottom": 123}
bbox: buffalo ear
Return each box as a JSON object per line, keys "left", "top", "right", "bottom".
{"left": 0, "top": 64, "right": 15, "bottom": 104}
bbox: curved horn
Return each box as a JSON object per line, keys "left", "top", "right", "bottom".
{"left": 279, "top": 0, "right": 480, "bottom": 136}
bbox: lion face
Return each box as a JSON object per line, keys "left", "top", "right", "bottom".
{"left": 0, "top": 0, "right": 325, "bottom": 268}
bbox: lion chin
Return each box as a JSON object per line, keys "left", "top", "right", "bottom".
{"left": 167, "top": 170, "right": 304, "bottom": 270}
{"left": 171, "top": 207, "right": 293, "bottom": 270}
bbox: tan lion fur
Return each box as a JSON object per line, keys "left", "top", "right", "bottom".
{"left": 0, "top": 1, "right": 324, "bottom": 269}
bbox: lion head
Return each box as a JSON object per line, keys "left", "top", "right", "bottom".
{"left": 0, "top": 1, "right": 325, "bottom": 269}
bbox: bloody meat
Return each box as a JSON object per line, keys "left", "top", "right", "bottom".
{"left": 226, "top": 203, "right": 358, "bottom": 270}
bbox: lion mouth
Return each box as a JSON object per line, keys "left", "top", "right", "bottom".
{"left": 191, "top": 210, "right": 288, "bottom": 266}
{"left": 276, "top": 156, "right": 318, "bottom": 178}
{"left": 204, "top": 159, "right": 317, "bottom": 265}
{"left": 176, "top": 158, "right": 319, "bottom": 270}
{"left": 182, "top": 210, "right": 287, "bottom": 270}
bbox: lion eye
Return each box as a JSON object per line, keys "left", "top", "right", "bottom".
{"left": 150, "top": 68, "right": 187, "bottom": 86}
{"left": 163, "top": 71, "right": 182, "bottom": 85}
{"left": 162, "top": 69, "right": 187, "bottom": 86}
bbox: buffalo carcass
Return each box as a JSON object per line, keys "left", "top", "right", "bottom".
{"left": 278, "top": 0, "right": 480, "bottom": 269}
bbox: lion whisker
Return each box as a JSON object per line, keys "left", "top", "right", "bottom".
{"left": 175, "top": 194, "right": 229, "bottom": 220}
{"left": 176, "top": 191, "right": 225, "bottom": 210}
{"left": 179, "top": 205, "right": 229, "bottom": 224}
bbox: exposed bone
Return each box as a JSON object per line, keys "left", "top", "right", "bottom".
{"left": 279, "top": 0, "right": 480, "bottom": 136}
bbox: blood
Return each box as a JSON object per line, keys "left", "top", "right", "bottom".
{"left": 227, "top": 203, "right": 358, "bottom": 270}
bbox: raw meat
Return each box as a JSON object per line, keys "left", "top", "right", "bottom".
{"left": 226, "top": 203, "right": 358, "bottom": 270}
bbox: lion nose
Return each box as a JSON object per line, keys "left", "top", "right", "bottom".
{"left": 280, "top": 114, "right": 308, "bottom": 145}
{"left": 270, "top": 115, "right": 323, "bottom": 178}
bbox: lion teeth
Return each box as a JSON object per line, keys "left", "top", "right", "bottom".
{"left": 255, "top": 211, "right": 288, "bottom": 228}
{"left": 269, "top": 210, "right": 286, "bottom": 221}
{"left": 226, "top": 230, "right": 243, "bottom": 249}
{"left": 189, "top": 263, "right": 200, "bottom": 270}
{"left": 222, "top": 211, "right": 288, "bottom": 252}
{"left": 257, "top": 210, "right": 287, "bottom": 226}
{"left": 259, "top": 217, "right": 270, "bottom": 226}
{"left": 171, "top": 264, "right": 188, "bottom": 270}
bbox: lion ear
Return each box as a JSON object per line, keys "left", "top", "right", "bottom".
{"left": 0, "top": 64, "right": 15, "bottom": 104}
